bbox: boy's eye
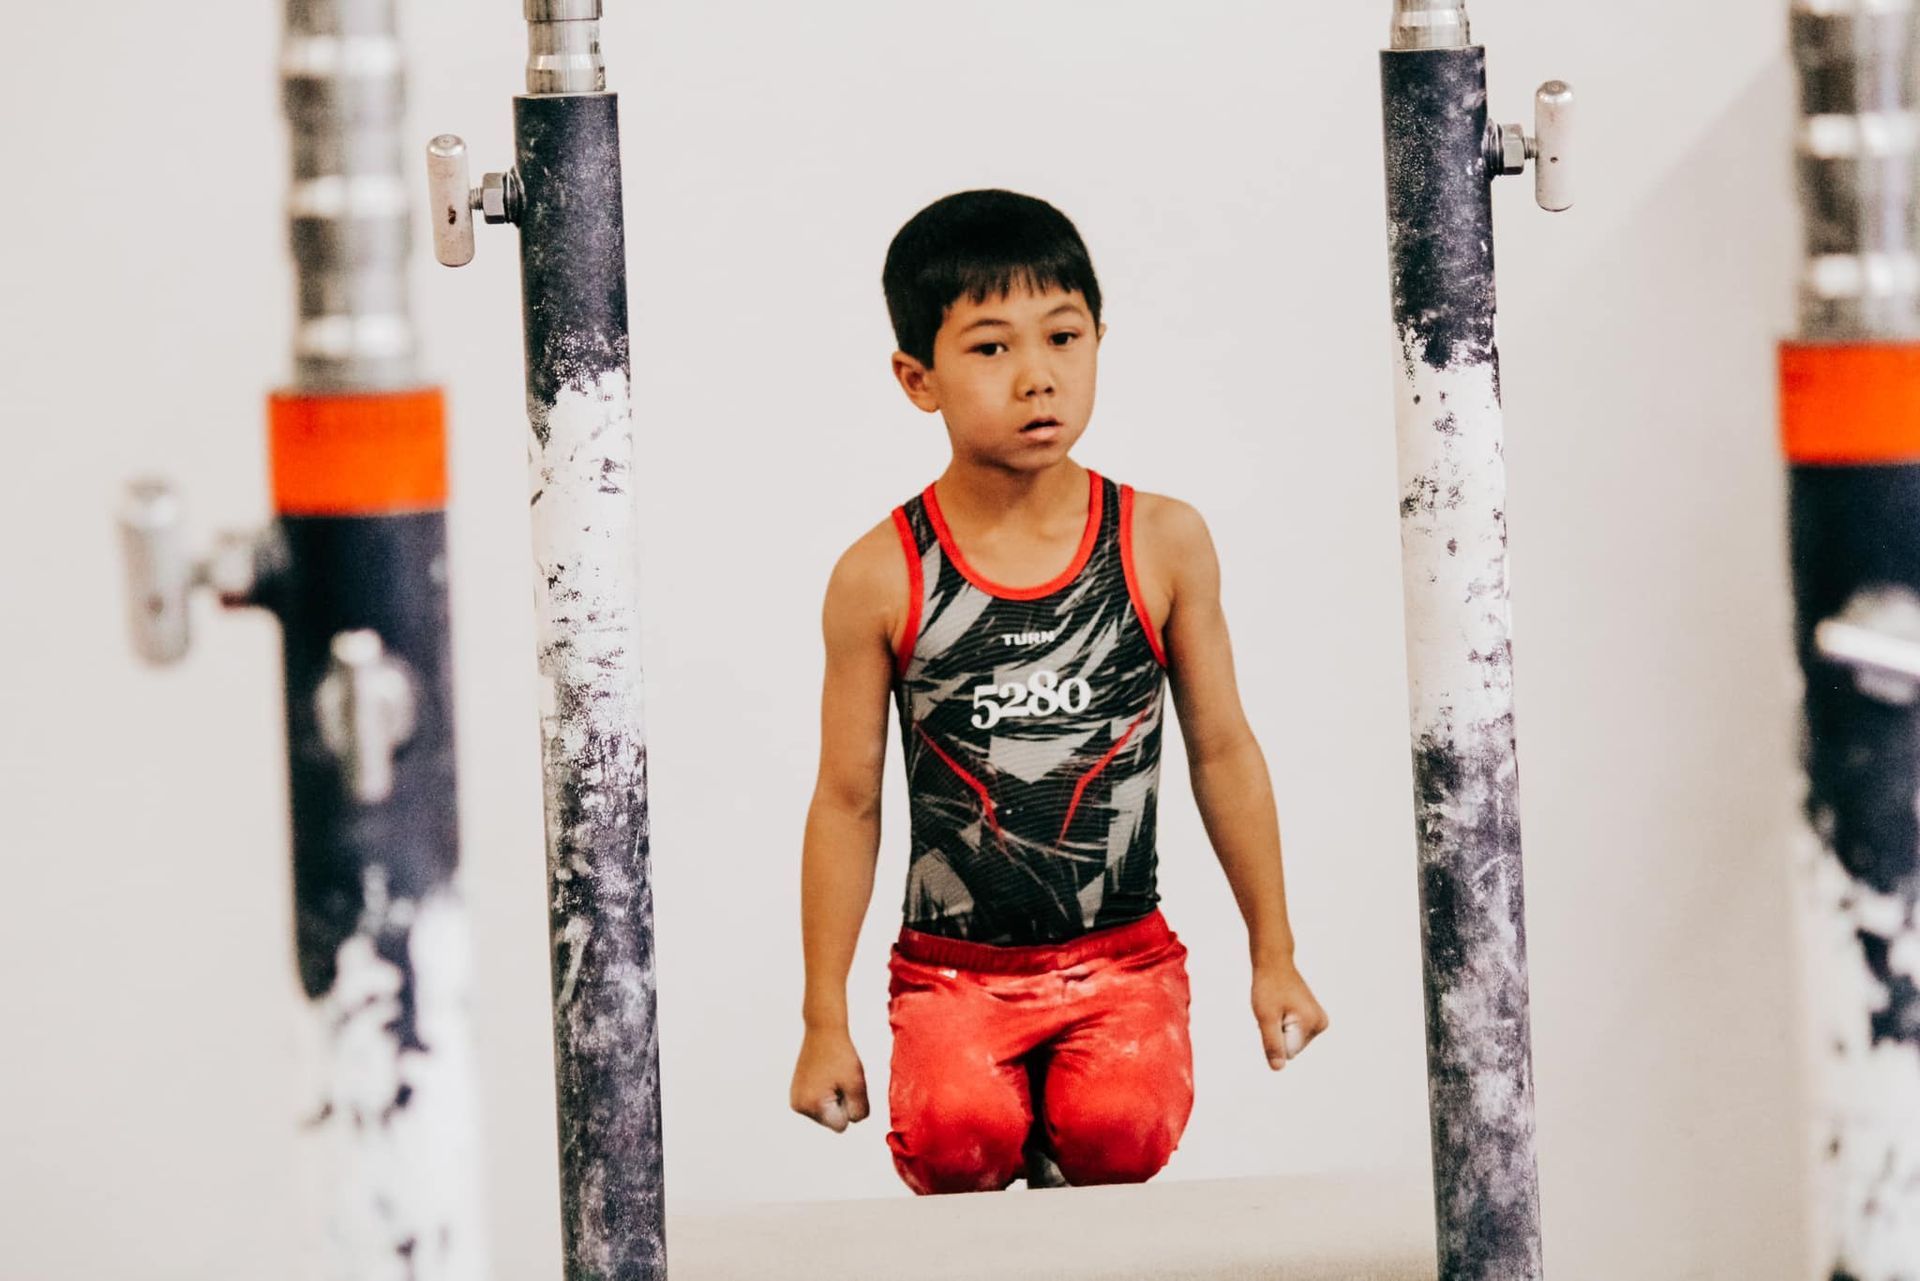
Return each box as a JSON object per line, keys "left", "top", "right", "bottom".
{"left": 1051, "top": 331, "right": 1080, "bottom": 346}
{"left": 972, "top": 342, "right": 1007, "bottom": 357}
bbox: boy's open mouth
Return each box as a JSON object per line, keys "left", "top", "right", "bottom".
{"left": 1022, "top": 417, "right": 1062, "bottom": 433}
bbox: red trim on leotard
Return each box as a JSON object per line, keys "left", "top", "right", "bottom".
{"left": 914, "top": 724, "right": 1002, "bottom": 840}
{"left": 1058, "top": 708, "right": 1150, "bottom": 842}
{"left": 922, "top": 469, "right": 1103, "bottom": 602}
{"left": 890, "top": 507, "right": 924, "bottom": 678}
{"left": 1119, "top": 485, "right": 1169, "bottom": 668}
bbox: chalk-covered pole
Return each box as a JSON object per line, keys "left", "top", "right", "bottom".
{"left": 1380, "top": 3, "right": 1568, "bottom": 1276}
{"left": 1783, "top": 4, "right": 1920, "bottom": 1277}
{"left": 428, "top": 2, "right": 666, "bottom": 1275}
{"left": 279, "top": 6, "right": 490, "bottom": 1270}
{"left": 117, "top": 1, "right": 488, "bottom": 1277}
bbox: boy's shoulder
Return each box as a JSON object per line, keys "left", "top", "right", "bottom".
{"left": 1125, "top": 489, "right": 1220, "bottom": 609}
{"left": 1127, "top": 487, "right": 1211, "bottom": 552}
{"left": 835, "top": 513, "right": 907, "bottom": 579}
{"left": 821, "top": 514, "right": 910, "bottom": 624}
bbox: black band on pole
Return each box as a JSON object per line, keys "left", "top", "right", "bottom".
{"left": 518, "top": 94, "right": 632, "bottom": 442}
{"left": 1794, "top": 466, "right": 1920, "bottom": 889}
{"left": 281, "top": 511, "right": 460, "bottom": 996}
{"left": 1383, "top": 49, "right": 1498, "bottom": 372}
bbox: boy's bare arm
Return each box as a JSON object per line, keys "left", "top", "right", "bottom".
{"left": 791, "top": 521, "right": 903, "bottom": 1131}
{"left": 1141, "top": 494, "right": 1330, "bottom": 1070}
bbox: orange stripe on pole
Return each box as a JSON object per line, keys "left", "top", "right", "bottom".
{"left": 1781, "top": 343, "right": 1920, "bottom": 465}
{"left": 270, "top": 389, "right": 448, "bottom": 515}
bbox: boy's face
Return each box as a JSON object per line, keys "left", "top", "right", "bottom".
{"left": 892, "top": 285, "right": 1103, "bottom": 474}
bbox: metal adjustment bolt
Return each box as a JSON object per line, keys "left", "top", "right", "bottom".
{"left": 1816, "top": 587, "right": 1920, "bottom": 706}
{"left": 477, "top": 169, "right": 521, "bottom": 225}
{"left": 1492, "top": 121, "right": 1530, "bottom": 176}
{"left": 315, "top": 630, "right": 417, "bottom": 806}
{"left": 1489, "top": 81, "right": 1576, "bottom": 212}
{"left": 425, "top": 135, "right": 519, "bottom": 268}
{"left": 117, "top": 478, "right": 269, "bottom": 665}
{"left": 204, "top": 529, "right": 270, "bottom": 607}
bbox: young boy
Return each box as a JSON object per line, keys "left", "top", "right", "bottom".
{"left": 789, "top": 189, "right": 1327, "bottom": 1195}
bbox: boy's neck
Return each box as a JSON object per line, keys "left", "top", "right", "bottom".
{"left": 933, "top": 457, "right": 1090, "bottom": 530}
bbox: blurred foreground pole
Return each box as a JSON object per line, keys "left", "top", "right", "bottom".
{"left": 1785, "top": 4, "right": 1920, "bottom": 1277}
{"left": 117, "top": 1, "right": 487, "bottom": 1277}
{"left": 426, "top": 2, "right": 667, "bottom": 1275}
{"left": 1379, "top": 2, "right": 1570, "bottom": 1276}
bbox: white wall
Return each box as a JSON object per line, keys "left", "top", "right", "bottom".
{"left": 0, "top": 1, "right": 1807, "bottom": 1277}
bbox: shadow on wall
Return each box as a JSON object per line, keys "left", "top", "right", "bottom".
{"left": 1510, "top": 60, "right": 1808, "bottom": 1280}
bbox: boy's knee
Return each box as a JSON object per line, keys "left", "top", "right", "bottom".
{"left": 1048, "top": 1101, "right": 1184, "bottom": 1186}
{"left": 888, "top": 1094, "right": 1029, "bottom": 1195}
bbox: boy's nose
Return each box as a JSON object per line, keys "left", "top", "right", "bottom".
{"left": 1018, "top": 364, "right": 1057, "bottom": 397}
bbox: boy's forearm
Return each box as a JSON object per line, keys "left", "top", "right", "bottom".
{"left": 1189, "top": 735, "right": 1297, "bottom": 967}
{"left": 799, "top": 793, "right": 882, "bottom": 1032}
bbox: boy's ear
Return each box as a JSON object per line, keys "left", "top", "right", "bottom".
{"left": 1097, "top": 322, "right": 1108, "bottom": 342}
{"left": 891, "top": 352, "right": 941, "bottom": 414}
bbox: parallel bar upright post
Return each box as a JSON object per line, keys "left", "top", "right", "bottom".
{"left": 119, "top": 1, "right": 490, "bottom": 1275}
{"left": 426, "top": 3, "right": 667, "bottom": 1274}
{"left": 280, "top": 2, "right": 489, "bottom": 1273}
{"left": 1379, "top": 3, "right": 1552, "bottom": 1276}
{"left": 1783, "top": 4, "right": 1920, "bottom": 1278}
{"left": 518, "top": 20, "right": 667, "bottom": 1277}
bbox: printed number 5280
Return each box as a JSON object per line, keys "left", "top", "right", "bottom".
{"left": 971, "top": 670, "right": 1092, "bottom": 730}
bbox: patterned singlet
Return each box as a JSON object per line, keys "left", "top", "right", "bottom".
{"left": 890, "top": 470, "right": 1170, "bottom": 946}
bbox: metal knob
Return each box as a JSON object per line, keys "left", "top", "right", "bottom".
{"left": 1816, "top": 587, "right": 1920, "bottom": 706}
{"left": 117, "top": 480, "right": 267, "bottom": 664}
{"left": 1533, "top": 81, "right": 1574, "bottom": 213}
{"left": 427, "top": 135, "right": 477, "bottom": 268}
{"left": 119, "top": 479, "right": 194, "bottom": 664}
{"left": 1488, "top": 80, "right": 1575, "bottom": 214}
{"left": 427, "top": 135, "right": 519, "bottom": 267}
{"left": 315, "top": 630, "right": 417, "bottom": 806}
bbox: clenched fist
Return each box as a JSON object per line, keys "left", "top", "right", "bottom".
{"left": 1253, "top": 959, "right": 1328, "bottom": 1071}
{"left": 791, "top": 1026, "right": 871, "bottom": 1132}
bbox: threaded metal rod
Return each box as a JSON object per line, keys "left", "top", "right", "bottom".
{"left": 526, "top": 0, "right": 606, "bottom": 95}
{"left": 1791, "top": 0, "right": 1920, "bottom": 340}
{"left": 282, "top": 0, "right": 418, "bottom": 390}
{"left": 1391, "top": 0, "right": 1472, "bottom": 51}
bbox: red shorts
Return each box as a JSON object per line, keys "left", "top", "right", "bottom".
{"left": 884, "top": 910, "right": 1195, "bottom": 1195}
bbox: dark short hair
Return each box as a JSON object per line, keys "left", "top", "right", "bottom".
{"left": 883, "top": 189, "right": 1103, "bottom": 366}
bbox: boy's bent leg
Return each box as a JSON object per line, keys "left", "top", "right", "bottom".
{"left": 885, "top": 952, "right": 1035, "bottom": 1195}
{"left": 1042, "top": 933, "right": 1196, "bottom": 1186}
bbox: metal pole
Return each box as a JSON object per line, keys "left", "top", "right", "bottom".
{"left": 119, "top": 2, "right": 488, "bottom": 1276}
{"left": 1783, "top": 4, "right": 1920, "bottom": 1277}
{"left": 427, "top": 3, "right": 667, "bottom": 1274}
{"left": 1379, "top": 3, "right": 1569, "bottom": 1275}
